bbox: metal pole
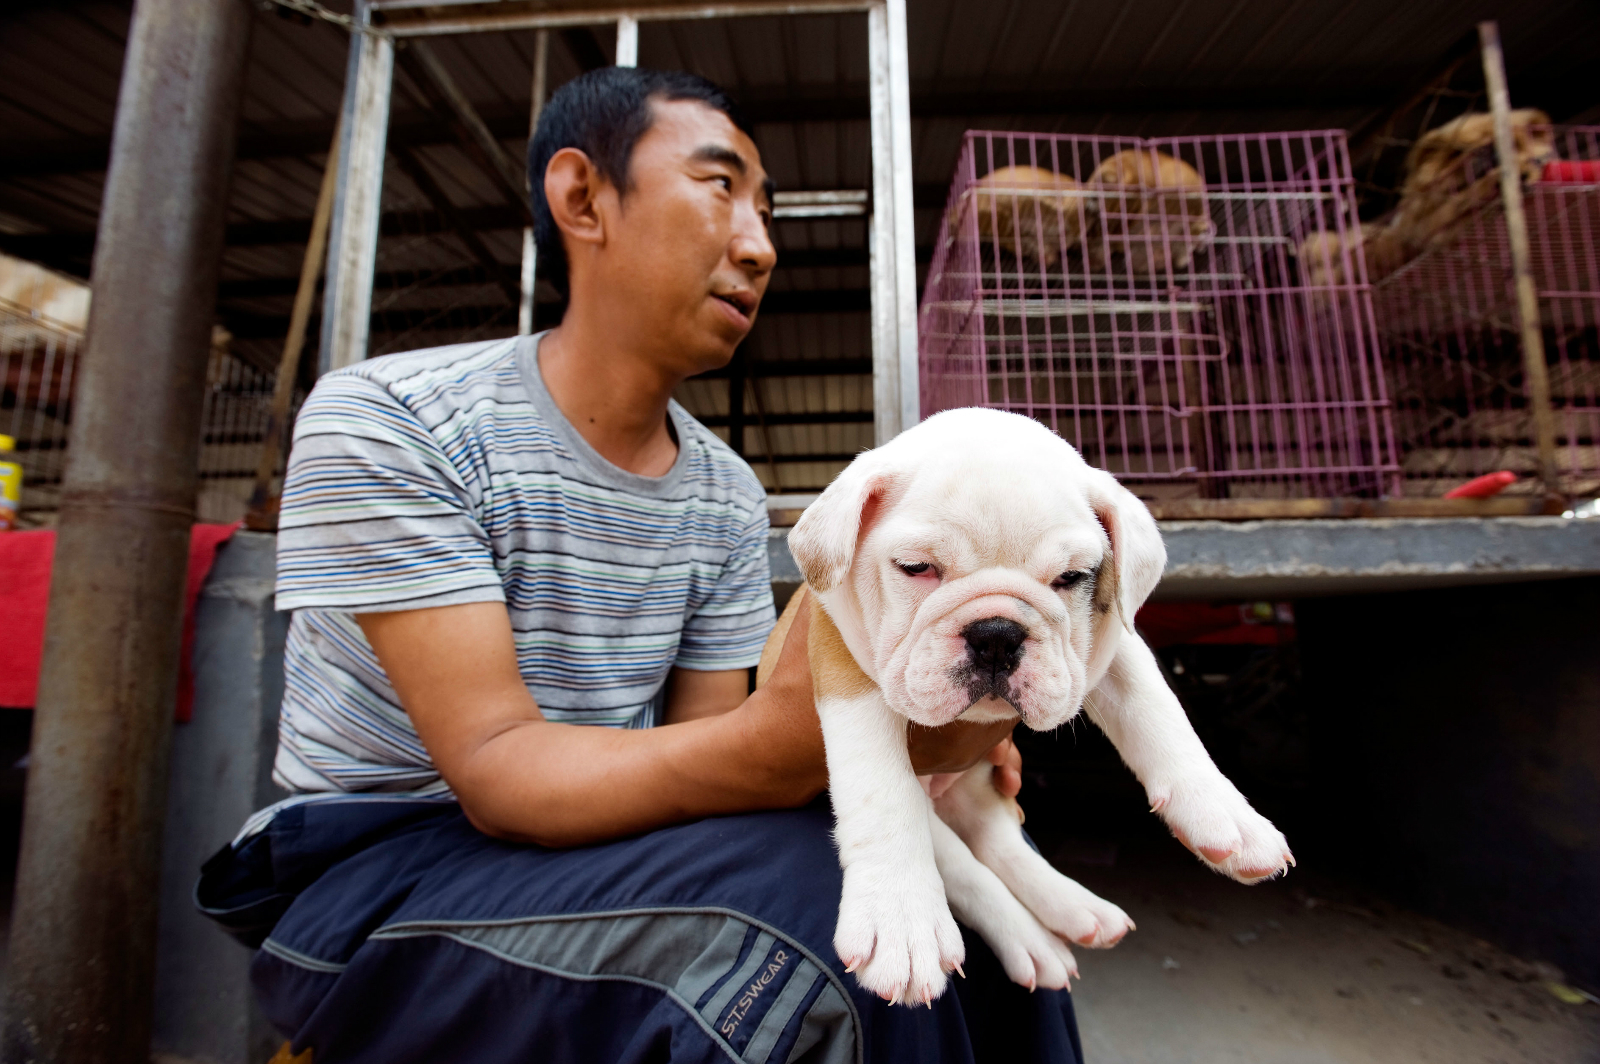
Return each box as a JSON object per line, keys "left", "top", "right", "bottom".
{"left": 616, "top": 14, "right": 639, "bottom": 65}
{"left": 866, "top": 1, "right": 900, "bottom": 446}
{"left": 884, "top": 0, "right": 920, "bottom": 433}
{"left": 1479, "top": 20, "right": 1562, "bottom": 496}
{"left": 520, "top": 28, "right": 549, "bottom": 335}
{"left": 247, "top": 118, "right": 342, "bottom": 527}
{"left": 321, "top": 2, "right": 394, "bottom": 374}
{"left": 0, "top": 0, "right": 253, "bottom": 1059}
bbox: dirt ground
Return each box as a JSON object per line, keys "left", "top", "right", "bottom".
{"left": 1051, "top": 837, "right": 1600, "bottom": 1064}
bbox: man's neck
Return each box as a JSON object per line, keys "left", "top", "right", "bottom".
{"left": 536, "top": 310, "right": 684, "bottom": 479}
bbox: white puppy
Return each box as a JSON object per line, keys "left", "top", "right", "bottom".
{"left": 785, "top": 408, "right": 1293, "bottom": 1006}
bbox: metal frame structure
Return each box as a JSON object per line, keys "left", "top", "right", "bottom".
{"left": 322, "top": 0, "right": 920, "bottom": 445}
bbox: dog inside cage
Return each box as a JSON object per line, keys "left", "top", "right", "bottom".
{"left": 921, "top": 130, "right": 1399, "bottom": 503}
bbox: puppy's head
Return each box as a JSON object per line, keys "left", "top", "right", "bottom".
{"left": 789, "top": 409, "right": 1164, "bottom": 730}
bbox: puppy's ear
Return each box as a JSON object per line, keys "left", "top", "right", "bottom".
{"left": 788, "top": 454, "right": 894, "bottom": 593}
{"left": 1082, "top": 467, "right": 1165, "bottom": 632}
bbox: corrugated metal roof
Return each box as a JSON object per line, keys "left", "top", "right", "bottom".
{"left": 2, "top": 0, "right": 1597, "bottom": 489}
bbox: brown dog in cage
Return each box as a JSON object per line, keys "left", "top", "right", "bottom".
{"left": 1081, "top": 150, "right": 1213, "bottom": 277}
{"left": 946, "top": 164, "right": 1086, "bottom": 269}
{"left": 1297, "top": 108, "right": 1555, "bottom": 289}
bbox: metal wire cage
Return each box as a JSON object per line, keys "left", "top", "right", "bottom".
{"left": 919, "top": 130, "right": 1400, "bottom": 501}
{"left": 1372, "top": 125, "right": 1600, "bottom": 498}
{"left": 0, "top": 295, "right": 288, "bottom": 525}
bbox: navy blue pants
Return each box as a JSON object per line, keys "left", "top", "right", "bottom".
{"left": 198, "top": 795, "right": 1082, "bottom": 1063}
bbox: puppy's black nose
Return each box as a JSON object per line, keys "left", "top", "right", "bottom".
{"left": 963, "top": 617, "right": 1027, "bottom": 678}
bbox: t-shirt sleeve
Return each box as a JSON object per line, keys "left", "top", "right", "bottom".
{"left": 673, "top": 498, "right": 777, "bottom": 671}
{"left": 274, "top": 370, "right": 506, "bottom": 614}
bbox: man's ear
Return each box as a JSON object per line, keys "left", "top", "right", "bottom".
{"left": 543, "top": 147, "right": 608, "bottom": 252}
{"left": 788, "top": 453, "right": 895, "bottom": 593}
{"left": 1082, "top": 467, "right": 1165, "bottom": 632}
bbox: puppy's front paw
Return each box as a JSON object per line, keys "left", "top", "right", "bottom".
{"left": 835, "top": 863, "right": 964, "bottom": 1006}
{"left": 1149, "top": 774, "right": 1294, "bottom": 883}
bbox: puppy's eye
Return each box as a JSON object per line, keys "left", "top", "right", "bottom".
{"left": 897, "top": 561, "right": 932, "bottom": 577}
{"left": 1052, "top": 570, "right": 1088, "bottom": 590}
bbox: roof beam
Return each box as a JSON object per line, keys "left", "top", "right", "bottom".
{"left": 0, "top": 80, "right": 1415, "bottom": 180}
{"left": 220, "top": 287, "right": 872, "bottom": 341}
{"left": 5, "top": 198, "right": 941, "bottom": 277}
{"left": 388, "top": 144, "right": 522, "bottom": 304}
{"left": 213, "top": 246, "right": 921, "bottom": 301}
{"left": 394, "top": 39, "right": 533, "bottom": 223}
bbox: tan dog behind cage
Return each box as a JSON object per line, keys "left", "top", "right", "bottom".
{"left": 1296, "top": 108, "right": 1555, "bottom": 289}
{"left": 944, "top": 165, "right": 1086, "bottom": 270}
{"left": 1081, "top": 149, "right": 1213, "bottom": 277}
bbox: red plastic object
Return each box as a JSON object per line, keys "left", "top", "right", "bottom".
{"left": 1543, "top": 160, "right": 1600, "bottom": 184}
{"left": 1443, "top": 470, "right": 1517, "bottom": 499}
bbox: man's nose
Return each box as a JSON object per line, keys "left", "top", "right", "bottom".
{"left": 731, "top": 209, "right": 776, "bottom": 275}
{"left": 963, "top": 617, "right": 1027, "bottom": 678}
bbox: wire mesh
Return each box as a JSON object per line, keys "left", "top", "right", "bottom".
{"left": 1371, "top": 124, "right": 1600, "bottom": 497}
{"left": 1, "top": 300, "right": 81, "bottom": 517}
{"left": 0, "top": 303, "right": 295, "bottom": 525}
{"left": 920, "top": 130, "right": 1400, "bottom": 501}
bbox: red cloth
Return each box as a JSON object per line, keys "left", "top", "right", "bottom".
{"left": 0, "top": 522, "right": 240, "bottom": 719}
{"left": 1136, "top": 601, "right": 1295, "bottom": 649}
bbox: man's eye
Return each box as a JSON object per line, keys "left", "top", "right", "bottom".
{"left": 1052, "top": 571, "right": 1087, "bottom": 589}
{"left": 897, "top": 561, "right": 932, "bottom": 576}
{"left": 715, "top": 176, "right": 732, "bottom": 191}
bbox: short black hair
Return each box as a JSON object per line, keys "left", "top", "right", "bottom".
{"left": 528, "top": 67, "right": 756, "bottom": 296}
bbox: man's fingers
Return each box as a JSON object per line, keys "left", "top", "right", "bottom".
{"left": 987, "top": 736, "right": 1023, "bottom": 799}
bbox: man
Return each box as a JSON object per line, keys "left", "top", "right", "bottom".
{"left": 202, "top": 67, "right": 1082, "bottom": 1062}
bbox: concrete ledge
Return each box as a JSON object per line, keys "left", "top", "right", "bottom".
{"left": 770, "top": 517, "right": 1600, "bottom": 600}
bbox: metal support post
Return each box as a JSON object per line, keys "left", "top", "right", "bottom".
{"left": 521, "top": 28, "right": 549, "bottom": 335}
{"left": 0, "top": 0, "right": 253, "bottom": 1059}
{"left": 884, "top": 0, "right": 919, "bottom": 434}
{"left": 616, "top": 14, "right": 639, "bottom": 66}
{"left": 866, "top": 1, "right": 900, "bottom": 446}
{"left": 321, "top": 2, "right": 394, "bottom": 374}
{"left": 1479, "top": 20, "right": 1562, "bottom": 496}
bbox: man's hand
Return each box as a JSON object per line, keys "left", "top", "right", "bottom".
{"left": 782, "top": 591, "right": 1023, "bottom": 796}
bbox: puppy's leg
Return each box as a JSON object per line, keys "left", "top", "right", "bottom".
{"left": 928, "top": 800, "right": 1079, "bottom": 991}
{"left": 936, "top": 765, "right": 1134, "bottom": 949}
{"left": 1087, "top": 635, "right": 1294, "bottom": 883}
{"left": 812, "top": 609, "right": 963, "bottom": 1005}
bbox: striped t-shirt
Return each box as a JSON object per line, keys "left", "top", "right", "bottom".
{"left": 269, "top": 333, "right": 775, "bottom": 798}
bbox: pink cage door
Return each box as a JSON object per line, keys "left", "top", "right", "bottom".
{"left": 1371, "top": 125, "right": 1600, "bottom": 499}
{"left": 919, "top": 130, "right": 1400, "bottom": 503}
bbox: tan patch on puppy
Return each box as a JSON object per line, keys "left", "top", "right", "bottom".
{"left": 808, "top": 601, "right": 876, "bottom": 702}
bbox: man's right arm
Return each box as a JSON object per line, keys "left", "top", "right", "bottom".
{"left": 359, "top": 598, "right": 826, "bottom": 847}
{"left": 360, "top": 595, "right": 1020, "bottom": 847}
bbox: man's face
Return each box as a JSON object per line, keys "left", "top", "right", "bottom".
{"left": 594, "top": 98, "right": 776, "bottom": 373}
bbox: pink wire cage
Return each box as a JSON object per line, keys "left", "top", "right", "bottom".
{"left": 1371, "top": 125, "right": 1600, "bottom": 498}
{"left": 919, "top": 130, "right": 1400, "bottom": 501}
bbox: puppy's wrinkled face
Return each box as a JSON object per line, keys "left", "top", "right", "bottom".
{"left": 850, "top": 463, "right": 1110, "bottom": 730}
{"left": 792, "top": 409, "right": 1164, "bottom": 733}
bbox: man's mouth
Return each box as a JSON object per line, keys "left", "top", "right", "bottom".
{"left": 712, "top": 290, "right": 757, "bottom": 323}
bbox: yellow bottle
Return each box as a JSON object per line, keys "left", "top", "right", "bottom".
{"left": 0, "top": 435, "right": 20, "bottom": 531}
